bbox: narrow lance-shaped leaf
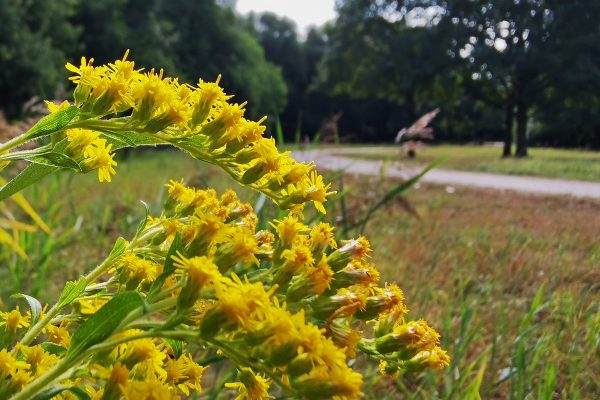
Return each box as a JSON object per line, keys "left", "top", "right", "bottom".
{"left": 66, "top": 291, "right": 144, "bottom": 360}
{"left": 148, "top": 232, "right": 183, "bottom": 301}
{"left": 25, "top": 106, "right": 79, "bottom": 140}
{"left": 11, "top": 293, "right": 43, "bottom": 326}
{"left": 31, "top": 385, "right": 91, "bottom": 400}
{"left": 106, "top": 237, "right": 128, "bottom": 262}
{"left": 0, "top": 163, "right": 60, "bottom": 202}
{"left": 58, "top": 277, "right": 87, "bottom": 307}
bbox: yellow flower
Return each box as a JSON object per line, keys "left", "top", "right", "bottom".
{"left": 225, "top": 368, "right": 270, "bottom": 400}
{"left": 65, "top": 128, "right": 101, "bottom": 157}
{"left": 82, "top": 139, "right": 117, "bottom": 182}
{"left": 327, "top": 237, "right": 372, "bottom": 270}
{"left": 213, "top": 226, "right": 260, "bottom": 271}
{"left": 45, "top": 100, "right": 70, "bottom": 113}
{"left": 275, "top": 244, "right": 315, "bottom": 285}
{"left": 295, "top": 364, "right": 363, "bottom": 400}
{"left": 66, "top": 56, "right": 100, "bottom": 86}
{"left": 304, "top": 255, "right": 334, "bottom": 294}
{"left": 164, "top": 354, "right": 207, "bottom": 396}
{"left": 78, "top": 297, "right": 109, "bottom": 315}
{"left": 205, "top": 275, "right": 275, "bottom": 332}
{"left": 4, "top": 368, "right": 32, "bottom": 393}
{"left": 0, "top": 306, "right": 30, "bottom": 331}
{"left": 46, "top": 323, "right": 71, "bottom": 347}
{"left": 114, "top": 335, "right": 166, "bottom": 380}
{"left": 99, "top": 362, "right": 130, "bottom": 400}
{"left": 191, "top": 75, "right": 228, "bottom": 128}
{"left": 309, "top": 222, "right": 337, "bottom": 254}
{"left": 173, "top": 254, "right": 222, "bottom": 310}
{"left": 300, "top": 171, "right": 334, "bottom": 214}
{"left": 375, "top": 319, "right": 441, "bottom": 355}
{"left": 201, "top": 101, "right": 246, "bottom": 138}
{"left": 270, "top": 215, "right": 309, "bottom": 248}
{"left": 0, "top": 348, "right": 30, "bottom": 377}
{"left": 18, "top": 345, "right": 60, "bottom": 377}
{"left": 120, "top": 377, "right": 180, "bottom": 400}
{"left": 113, "top": 253, "right": 163, "bottom": 287}
{"left": 405, "top": 346, "right": 451, "bottom": 371}
{"left": 173, "top": 253, "right": 222, "bottom": 287}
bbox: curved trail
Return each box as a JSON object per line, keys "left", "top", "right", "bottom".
{"left": 292, "top": 148, "right": 600, "bottom": 199}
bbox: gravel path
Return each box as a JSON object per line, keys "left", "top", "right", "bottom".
{"left": 292, "top": 149, "right": 600, "bottom": 199}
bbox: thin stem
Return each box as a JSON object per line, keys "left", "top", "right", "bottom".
{"left": 9, "top": 357, "right": 72, "bottom": 400}
{"left": 18, "top": 303, "right": 62, "bottom": 346}
{"left": 20, "top": 255, "right": 117, "bottom": 346}
{"left": 0, "top": 133, "right": 29, "bottom": 154}
{"left": 147, "top": 297, "right": 178, "bottom": 313}
{"left": 208, "top": 338, "right": 299, "bottom": 398}
{"left": 0, "top": 145, "right": 53, "bottom": 161}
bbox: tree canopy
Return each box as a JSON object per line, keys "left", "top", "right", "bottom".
{"left": 1, "top": 0, "right": 599, "bottom": 149}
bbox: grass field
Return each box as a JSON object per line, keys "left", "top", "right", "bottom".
{"left": 336, "top": 145, "right": 600, "bottom": 181}
{"left": 2, "top": 149, "right": 598, "bottom": 399}
{"left": 337, "top": 173, "right": 599, "bottom": 398}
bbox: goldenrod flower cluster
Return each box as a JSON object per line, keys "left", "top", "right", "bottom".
{"left": 0, "top": 53, "right": 448, "bottom": 399}
{"left": 1, "top": 181, "right": 448, "bottom": 399}
{"left": 45, "top": 52, "right": 334, "bottom": 213}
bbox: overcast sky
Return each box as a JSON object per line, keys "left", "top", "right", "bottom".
{"left": 236, "top": 0, "right": 337, "bottom": 33}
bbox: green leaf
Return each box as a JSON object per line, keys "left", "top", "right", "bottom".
{"left": 31, "top": 385, "right": 91, "bottom": 400}
{"left": 40, "top": 342, "right": 67, "bottom": 356}
{"left": 11, "top": 293, "right": 43, "bottom": 325}
{"left": 58, "top": 277, "right": 87, "bottom": 307}
{"left": 148, "top": 232, "right": 183, "bottom": 300}
{"left": 134, "top": 200, "right": 150, "bottom": 239}
{"left": 0, "top": 163, "right": 59, "bottom": 202}
{"left": 165, "top": 338, "right": 184, "bottom": 359}
{"left": 102, "top": 131, "right": 164, "bottom": 150}
{"left": 66, "top": 291, "right": 144, "bottom": 360}
{"left": 25, "top": 106, "right": 79, "bottom": 140}
{"left": 107, "top": 237, "right": 128, "bottom": 262}
{"left": 28, "top": 152, "right": 80, "bottom": 170}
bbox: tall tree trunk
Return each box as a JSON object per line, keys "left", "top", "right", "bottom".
{"left": 502, "top": 101, "right": 514, "bottom": 157}
{"left": 515, "top": 101, "right": 528, "bottom": 157}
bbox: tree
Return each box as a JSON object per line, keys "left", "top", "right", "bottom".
{"left": 318, "top": 0, "right": 456, "bottom": 141}
{"left": 534, "top": 1, "right": 600, "bottom": 149}
{"left": 244, "top": 12, "right": 307, "bottom": 135}
{"left": 440, "top": 0, "right": 558, "bottom": 157}
{"left": 0, "top": 0, "right": 81, "bottom": 116}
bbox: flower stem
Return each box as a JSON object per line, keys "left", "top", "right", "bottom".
{"left": 0, "top": 134, "right": 30, "bottom": 154}
{"left": 9, "top": 357, "right": 72, "bottom": 400}
{"left": 19, "top": 255, "right": 116, "bottom": 346}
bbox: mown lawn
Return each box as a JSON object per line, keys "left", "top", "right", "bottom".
{"left": 2, "top": 149, "right": 598, "bottom": 399}
{"left": 335, "top": 144, "right": 600, "bottom": 181}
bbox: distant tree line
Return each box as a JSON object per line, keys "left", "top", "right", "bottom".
{"left": 1, "top": 0, "right": 599, "bottom": 151}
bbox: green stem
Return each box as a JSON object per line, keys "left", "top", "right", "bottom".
{"left": 9, "top": 357, "right": 72, "bottom": 400}
{"left": 208, "top": 338, "right": 299, "bottom": 398}
{"left": 147, "top": 297, "right": 178, "bottom": 313}
{"left": 0, "top": 145, "right": 53, "bottom": 161}
{"left": 19, "top": 303, "right": 62, "bottom": 346}
{"left": 10, "top": 331, "right": 156, "bottom": 400}
{"left": 0, "top": 134, "right": 30, "bottom": 154}
{"left": 20, "top": 255, "right": 117, "bottom": 346}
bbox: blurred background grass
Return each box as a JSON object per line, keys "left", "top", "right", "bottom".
{"left": 1, "top": 149, "right": 597, "bottom": 399}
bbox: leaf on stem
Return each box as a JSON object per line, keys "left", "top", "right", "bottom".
{"left": 66, "top": 291, "right": 144, "bottom": 360}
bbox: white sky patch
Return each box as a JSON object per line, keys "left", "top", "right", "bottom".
{"left": 236, "top": 0, "right": 336, "bottom": 34}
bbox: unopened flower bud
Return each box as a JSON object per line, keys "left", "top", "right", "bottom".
{"left": 403, "top": 346, "right": 451, "bottom": 372}
{"left": 327, "top": 237, "right": 371, "bottom": 271}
